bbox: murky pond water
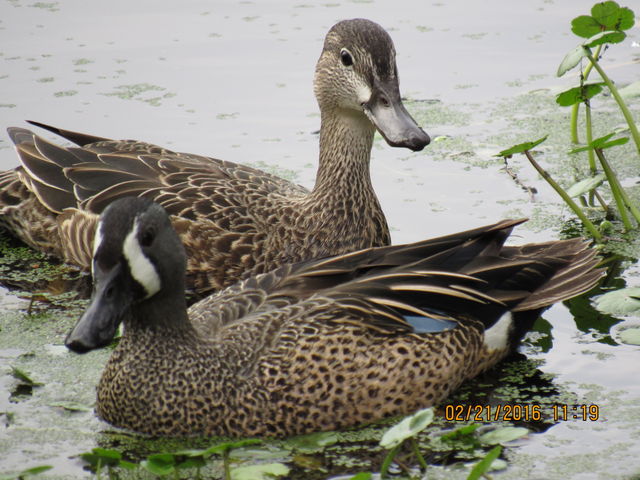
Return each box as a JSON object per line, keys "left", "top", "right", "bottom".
{"left": 1, "top": 0, "right": 639, "bottom": 479}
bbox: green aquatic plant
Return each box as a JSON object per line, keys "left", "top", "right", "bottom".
{"left": 557, "top": 1, "right": 639, "bottom": 155}
{"left": 379, "top": 408, "right": 433, "bottom": 478}
{"left": 0, "top": 465, "right": 53, "bottom": 480}
{"left": 78, "top": 440, "right": 265, "bottom": 480}
{"left": 498, "top": 2, "right": 639, "bottom": 241}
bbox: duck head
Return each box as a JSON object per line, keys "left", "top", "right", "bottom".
{"left": 65, "top": 197, "right": 187, "bottom": 353}
{"left": 314, "top": 19, "right": 430, "bottom": 151}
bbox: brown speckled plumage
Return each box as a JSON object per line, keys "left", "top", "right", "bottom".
{"left": 66, "top": 198, "right": 603, "bottom": 437}
{"left": 0, "top": 19, "right": 429, "bottom": 295}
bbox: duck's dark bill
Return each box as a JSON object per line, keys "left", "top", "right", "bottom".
{"left": 65, "top": 264, "right": 128, "bottom": 353}
{"left": 364, "top": 82, "right": 430, "bottom": 152}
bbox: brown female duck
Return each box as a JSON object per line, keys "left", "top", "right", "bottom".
{"left": 66, "top": 197, "right": 602, "bottom": 437}
{"left": 0, "top": 19, "right": 429, "bottom": 295}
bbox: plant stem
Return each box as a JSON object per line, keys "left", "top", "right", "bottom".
{"left": 592, "top": 148, "right": 634, "bottom": 230}
{"left": 584, "top": 100, "right": 597, "bottom": 206}
{"left": 410, "top": 438, "right": 428, "bottom": 472}
{"left": 380, "top": 444, "right": 402, "bottom": 479}
{"left": 586, "top": 50, "right": 640, "bottom": 155}
{"left": 594, "top": 148, "right": 640, "bottom": 226}
{"left": 570, "top": 44, "right": 603, "bottom": 144}
{"left": 523, "top": 151, "right": 602, "bottom": 241}
{"left": 584, "top": 100, "right": 596, "bottom": 174}
{"left": 223, "top": 448, "right": 231, "bottom": 480}
{"left": 593, "top": 189, "right": 609, "bottom": 213}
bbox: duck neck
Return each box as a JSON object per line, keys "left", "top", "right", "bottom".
{"left": 311, "top": 108, "right": 376, "bottom": 199}
{"left": 125, "top": 292, "right": 193, "bottom": 340}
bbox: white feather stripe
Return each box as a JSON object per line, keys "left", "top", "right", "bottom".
{"left": 483, "top": 312, "right": 512, "bottom": 351}
{"left": 123, "top": 220, "right": 161, "bottom": 298}
{"left": 91, "top": 220, "right": 104, "bottom": 277}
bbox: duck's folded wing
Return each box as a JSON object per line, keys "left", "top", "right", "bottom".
{"left": 190, "top": 218, "right": 602, "bottom": 339}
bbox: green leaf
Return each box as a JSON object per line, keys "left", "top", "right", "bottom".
{"left": 441, "top": 423, "right": 480, "bottom": 441}
{"left": 0, "top": 465, "right": 53, "bottom": 480}
{"left": 556, "top": 83, "right": 605, "bottom": 106}
{"left": 141, "top": 453, "right": 176, "bottom": 476}
{"left": 10, "top": 366, "right": 43, "bottom": 386}
{"left": 348, "top": 473, "right": 373, "bottom": 480}
{"left": 616, "top": 7, "right": 635, "bottom": 30}
{"left": 379, "top": 408, "right": 434, "bottom": 449}
{"left": 619, "top": 327, "right": 640, "bottom": 345}
{"left": 598, "top": 137, "right": 629, "bottom": 149}
{"left": 175, "top": 456, "right": 206, "bottom": 469}
{"left": 201, "top": 439, "right": 261, "bottom": 456}
{"left": 496, "top": 136, "right": 548, "bottom": 157}
{"left": 467, "top": 446, "right": 502, "bottom": 480}
{"left": 584, "top": 30, "right": 626, "bottom": 47}
{"left": 479, "top": 426, "right": 529, "bottom": 445}
{"left": 594, "top": 287, "right": 640, "bottom": 315}
{"left": 566, "top": 174, "right": 606, "bottom": 198}
{"left": 285, "top": 431, "right": 339, "bottom": 450}
{"left": 592, "top": 1, "right": 634, "bottom": 30}
{"left": 79, "top": 448, "right": 124, "bottom": 469}
{"left": 571, "top": 15, "right": 602, "bottom": 38}
{"left": 231, "top": 462, "right": 290, "bottom": 480}
{"left": 49, "top": 401, "right": 93, "bottom": 412}
{"left": 557, "top": 45, "right": 588, "bottom": 77}
{"left": 619, "top": 81, "right": 640, "bottom": 99}
{"left": 569, "top": 133, "right": 628, "bottom": 153}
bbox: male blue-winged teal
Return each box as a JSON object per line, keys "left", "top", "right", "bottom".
{"left": 66, "top": 197, "right": 602, "bottom": 437}
{"left": 0, "top": 19, "right": 429, "bottom": 295}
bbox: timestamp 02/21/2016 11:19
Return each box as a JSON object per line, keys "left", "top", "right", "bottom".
{"left": 443, "top": 404, "right": 600, "bottom": 422}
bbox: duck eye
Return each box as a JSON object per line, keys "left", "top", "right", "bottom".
{"left": 140, "top": 228, "right": 155, "bottom": 247}
{"left": 340, "top": 49, "right": 353, "bottom": 67}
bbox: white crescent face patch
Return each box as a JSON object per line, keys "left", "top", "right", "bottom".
{"left": 91, "top": 221, "right": 104, "bottom": 277}
{"left": 123, "top": 219, "right": 161, "bottom": 299}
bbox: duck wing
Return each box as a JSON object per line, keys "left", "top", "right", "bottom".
{"left": 191, "top": 218, "right": 602, "bottom": 348}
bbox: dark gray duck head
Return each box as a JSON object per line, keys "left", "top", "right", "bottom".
{"left": 314, "top": 18, "right": 430, "bottom": 151}
{"left": 65, "top": 197, "right": 187, "bottom": 353}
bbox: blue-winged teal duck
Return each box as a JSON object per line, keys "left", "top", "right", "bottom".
{"left": 0, "top": 19, "right": 429, "bottom": 295}
{"left": 66, "top": 197, "right": 602, "bottom": 437}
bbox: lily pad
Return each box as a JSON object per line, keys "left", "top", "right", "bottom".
{"left": 619, "top": 327, "right": 640, "bottom": 346}
{"left": 347, "top": 473, "right": 373, "bottom": 480}
{"left": 479, "top": 426, "right": 529, "bottom": 445}
{"left": 141, "top": 453, "right": 176, "bottom": 476}
{"left": 556, "top": 83, "right": 605, "bottom": 106}
{"left": 593, "top": 287, "right": 640, "bottom": 315}
{"left": 572, "top": 2, "right": 635, "bottom": 37}
{"left": 231, "top": 462, "right": 290, "bottom": 480}
{"left": 379, "top": 408, "right": 434, "bottom": 449}
{"left": 566, "top": 174, "right": 606, "bottom": 198}
{"left": 571, "top": 15, "right": 602, "bottom": 38}
{"left": 285, "top": 431, "right": 339, "bottom": 450}
{"left": 591, "top": 1, "right": 635, "bottom": 30}
{"left": 584, "top": 30, "right": 626, "bottom": 48}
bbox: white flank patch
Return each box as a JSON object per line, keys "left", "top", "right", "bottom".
{"left": 123, "top": 219, "right": 161, "bottom": 298}
{"left": 483, "top": 312, "right": 513, "bottom": 351}
{"left": 91, "top": 220, "right": 104, "bottom": 277}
